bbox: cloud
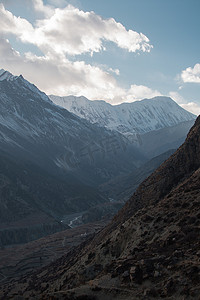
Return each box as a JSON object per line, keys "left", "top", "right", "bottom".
{"left": 108, "top": 68, "right": 120, "bottom": 76}
{"left": 169, "top": 91, "right": 185, "bottom": 104}
{"left": 0, "top": 3, "right": 152, "bottom": 56}
{"left": 0, "top": 38, "right": 124, "bottom": 102}
{"left": 32, "top": 0, "right": 54, "bottom": 17}
{"left": 126, "top": 85, "right": 162, "bottom": 102}
{"left": 181, "top": 63, "right": 200, "bottom": 83}
{"left": 0, "top": 37, "right": 160, "bottom": 104}
{"left": 169, "top": 91, "right": 200, "bottom": 116}
{"left": 0, "top": 3, "right": 34, "bottom": 41}
{"left": 180, "top": 102, "right": 200, "bottom": 116}
{"left": 0, "top": 2, "right": 156, "bottom": 104}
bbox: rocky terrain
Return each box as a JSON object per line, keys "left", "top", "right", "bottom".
{"left": 1, "top": 112, "right": 200, "bottom": 299}
{"left": 0, "top": 221, "right": 106, "bottom": 285}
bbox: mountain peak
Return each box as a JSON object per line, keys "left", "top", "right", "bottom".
{"left": 0, "top": 69, "right": 20, "bottom": 82}
{"left": 0, "top": 69, "right": 52, "bottom": 104}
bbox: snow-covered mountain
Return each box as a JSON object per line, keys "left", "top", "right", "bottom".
{"left": 49, "top": 95, "right": 196, "bottom": 157}
{"left": 0, "top": 70, "right": 143, "bottom": 183}
{"left": 49, "top": 95, "right": 196, "bottom": 137}
{"left": 0, "top": 69, "right": 148, "bottom": 240}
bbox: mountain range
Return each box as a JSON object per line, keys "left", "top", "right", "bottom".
{"left": 0, "top": 69, "right": 145, "bottom": 245}
{"left": 49, "top": 94, "right": 194, "bottom": 135}
{"left": 50, "top": 94, "right": 195, "bottom": 158}
{"left": 2, "top": 92, "right": 200, "bottom": 300}
{"left": 0, "top": 69, "right": 146, "bottom": 179}
{"left": 0, "top": 68, "right": 197, "bottom": 246}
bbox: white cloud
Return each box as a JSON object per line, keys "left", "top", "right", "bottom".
{"left": 169, "top": 91, "right": 200, "bottom": 116}
{"left": 125, "top": 85, "right": 162, "bottom": 102}
{"left": 0, "top": 38, "right": 160, "bottom": 104}
{"left": 108, "top": 68, "right": 120, "bottom": 76}
{"left": 0, "top": 3, "right": 34, "bottom": 41}
{"left": 0, "top": 3, "right": 152, "bottom": 56}
{"left": 32, "top": 0, "right": 54, "bottom": 17}
{"left": 169, "top": 91, "right": 185, "bottom": 104}
{"left": 181, "top": 63, "right": 200, "bottom": 83}
{"left": 0, "top": 2, "right": 156, "bottom": 104}
{"left": 180, "top": 102, "right": 200, "bottom": 116}
{"left": 0, "top": 38, "right": 122, "bottom": 100}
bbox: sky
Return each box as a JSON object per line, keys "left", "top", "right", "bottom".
{"left": 0, "top": 0, "right": 200, "bottom": 114}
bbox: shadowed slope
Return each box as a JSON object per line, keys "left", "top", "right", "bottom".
{"left": 1, "top": 118, "right": 200, "bottom": 299}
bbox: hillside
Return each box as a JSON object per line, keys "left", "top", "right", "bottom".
{"left": 101, "top": 149, "right": 175, "bottom": 202}
{"left": 2, "top": 116, "right": 200, "bottom": 299}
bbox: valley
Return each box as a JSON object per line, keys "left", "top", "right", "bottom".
{"left": 0, "top": 70, "right": 196, "bottom": 247}
{"left": 0, "top": 1, "right": 199, "bottom": 298}
{"left": 2, "top": 110, "right": 199, "bottom": 300}
{"left": 0, "top": 69, "right": 199, "bottom": 300}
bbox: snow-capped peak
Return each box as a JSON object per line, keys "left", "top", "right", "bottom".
{"left": 49, "top": 95, "right": 196, "bottom": 137}
{"left": 0, "top": 69, "right": 20, "bottom": 82}
{"left": 0, "top": 69, "right": 51, "bottom": 103}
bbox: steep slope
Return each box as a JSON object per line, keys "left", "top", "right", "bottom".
{"left": 0, "top": 69, "right": 145, "bottom": 245}
{"left": 139, "top": 120, "right": 194, "bottom": 157}
{"left": 5, "top": 115, "right": 200, "bottom": 299}
{"left": 0, "top": 70, "right": 144, "bottom": 183}
{"left": 60, "top": 150, "right": 176, "bottom": 225}
{"left": 101, "top": 149, "right": 175, "bottom": 202}
{"left": 0, "top": 150, "right": 106, "bottom": 246}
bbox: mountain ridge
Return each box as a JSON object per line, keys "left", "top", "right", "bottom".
{"left": 0, "top": 72, "right": 142, "bottom": 182}
{"left": 49, "top": 94, "right": 196, "bottom": 136}
{"left": 0, "top": 69, "right": 145, "bottom": 245}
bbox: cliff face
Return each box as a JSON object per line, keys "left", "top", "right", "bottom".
{"left": 1, "top": 117, "right": 200, "bottom": 299}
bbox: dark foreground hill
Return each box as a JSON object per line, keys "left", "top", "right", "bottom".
{"left": 2, "top": 118, "right": 200, "bottom": 299}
